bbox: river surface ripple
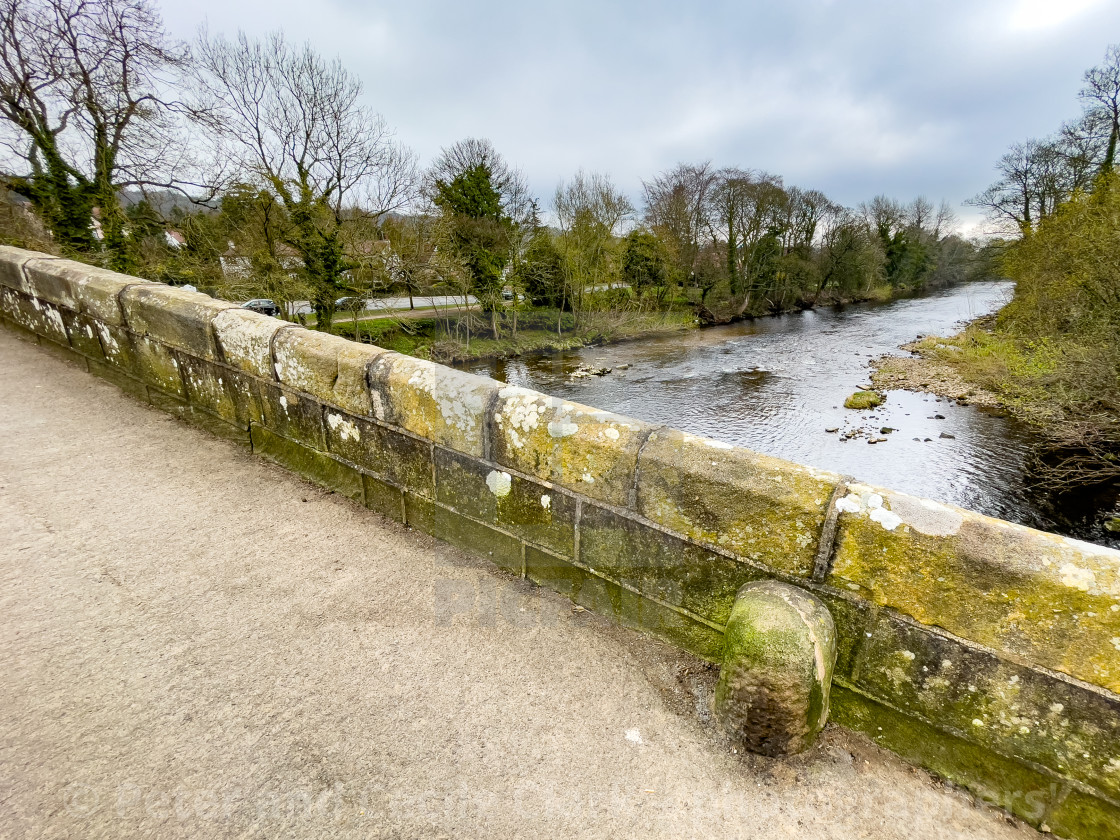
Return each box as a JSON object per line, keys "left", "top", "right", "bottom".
{"left": 464, "top": 281, "right": 1074, "bottom": 532}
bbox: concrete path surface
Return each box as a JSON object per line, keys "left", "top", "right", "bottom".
{"left": 0, "top": 329, "right": 1039, "bottom": 839}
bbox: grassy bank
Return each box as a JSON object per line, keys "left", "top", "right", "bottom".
{"left": 329, "top": 307, "right": 696, "bottom": 363}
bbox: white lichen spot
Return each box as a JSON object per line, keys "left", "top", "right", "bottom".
{"left": 941, "top": 659, "right": 952, "bottom": 669}
{"left": 1009, "top": 675, "right": 1019, "bottom": 684}
{"left": 835, "top": 493, "right": 862, "bottom": 514}
{"left": 869, "top": 505, "right": 903, "bottom": 531}
{"left": 581, "top": 472, "right": 595, "bottom": 483}
{"left": 548, "top": 420, "right": 579, "bottom": 438}
{"left": 1112, "top": 637, "right": 1120, "bottom": 652}
{"left": 326, "top": 413, "right": 359, "bottom": 442}
{"left": 703, "top": 438, "right": 733, "bottom": 450}
{"left": 1059, "top": 563, "right": 1097, "bottom": 592}
{"left": 279, "top": 395, "right": 289, "bottom": 411}
{"left": 1050, "top": 703, "right": 1064, "bottom": 714}
{"left": 603, "top": 427, "right": 620, "bottom": 441}
{"left": 485, "top": 470, "right": 512, "bottom": 497}
{"left": 867, "top": 493, "right": 884, "bottom": 510}
{"left": 1112, "top": 604, "right": 1120, "bottom": 612}
{"left": 972, "top": 719, "right": 985, "bottom": 727}
{"left": 901, "top": 650, "right": 915, "bottom": 661}
{"left": 540, "top": 494, "right": 551, "bottom": 510}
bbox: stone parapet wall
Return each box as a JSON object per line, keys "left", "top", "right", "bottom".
{"left": 1, "top": 245, "right": 1117, "bottom": 838}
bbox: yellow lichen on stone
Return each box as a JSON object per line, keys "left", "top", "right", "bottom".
{"left": 636, "top": 429, "right": 840, "bottom": 577}
{"left": 490, "top": 386, "right": 650, "bottom": 507}
{"left": 829, "top": 482, "right": 1120, "bottom": 691}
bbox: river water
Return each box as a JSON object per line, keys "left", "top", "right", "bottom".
{"left": 464, "top": 281, "right": 1077, "bottom": 534}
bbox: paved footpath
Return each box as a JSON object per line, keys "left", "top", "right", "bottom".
{"left": 0, "top": 329, "right": 1038, "bottom": 839}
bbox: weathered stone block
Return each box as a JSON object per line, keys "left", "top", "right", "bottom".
{"left": 362, "top": 474, "right": 405, "bottom": 523}
{"left": 120, "top": 284, "right": 234, "bottom": 361}
{"left": 434, "top": 449, "right": 575, "bottom": 556}
{"left": 221, "top": 368, "right": 265, "bottom": 429}
{"left": 830, "top": 684, "right": 1061, "bottom": 830}
{"left": 525, "top": 546, "right": 622, "bottom": 616}
{"left": 714, "top": 580, "right": 837, "bottom": 755}
{"left": 827, "top": 482, "right": 1120, "bottom": 691}
{"left": 20, "top": 258, "right": 146, "bottom": 322}
{"left": 150, "top": 388, "right": 249, "bottom": 446}
{"left": 272, "top": 328, "right": 388, "bottom": 416}
{"left": 636, "top": 428, "right": 840, "bottom": 577}
{"left": 89, "top": 322, "right": 134, "bottom": 370}
{"left": 213, "top": 308, "right": 286, "bottom": 378}
{"left": 1045, "top": 787, "right": 1120, "bottom": 840}
{"left": 37, "top": 336, "right": 86, "bottom": 369}
{"left": 256, "top": 381, "right": 327, "bottom": 452}
{"left": 322, "top": 409, "right": 433, "bottom": 496}
{"left": 854, "top": 610, "right": 1120, "bottom": 801}
{"left": 370, "top": 354, "right": 498, "bottom": 457}
{"left": 179, "top": 355, "right": 240, "bottom": 425}
{"left": 250, "top": 425, "right": 363, "bottom": 501}
{"left": 59, "top": 309, "right": 105, "bottom": 360}
{"left": 404, "top": 495, "right": 522, "bottom": 574}
{"left": 490, "top": 385, "right": 651, "bottom": 508}
{"left": 618, "top": 586, "right": 725, "bottom": 662}
{"left": 809, "top": 586, "right": 872, "bottom": 680}
{"left": 0, "top": 245, "right": 38, "bottom": 292}
{"left": 128, "top": 334, "right": 184, "bottom": 397}
{"left": 87, "top": 358, "right": 148, "bottom": 402}
{"left": 579, "top": 503, "right": 761, "bottom": 626}
{"left": 0, "top": 288, "right": 68, "bottom": 344}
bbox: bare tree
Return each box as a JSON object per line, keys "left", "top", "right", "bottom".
{"left": 642, "top": 161, "right": 718, "bottom": 287}
{"left": 1080, "top": 44, "right": 1120, "bottom": 175}
{"left": 554, "top": 170, "right": 632, "bottom": 324}
{"left": 194, "top": 30, "right": 417, "bottom": 329}
{"left": 0, "top": 0, "right": 197, "bottom": 267}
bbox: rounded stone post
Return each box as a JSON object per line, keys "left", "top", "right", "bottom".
{"left": 714, "top": 580, "right": 837, "bottom": 756}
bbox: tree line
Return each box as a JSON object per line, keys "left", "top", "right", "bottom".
{"left": 1, "top": 0, "right": 990, "bottom": 339}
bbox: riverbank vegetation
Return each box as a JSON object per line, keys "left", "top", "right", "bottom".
{"left": 898, "top": 46, "right": 1120, "bottom": 515}
{"left": 0, "top": 0, "right": 995, "bottom": 364}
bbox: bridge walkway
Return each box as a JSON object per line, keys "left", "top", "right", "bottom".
{"left": 0, "top": 329, "right": 1036, "bottom": 839}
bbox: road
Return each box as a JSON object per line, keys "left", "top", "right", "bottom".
{"left": 291, "top": 295, "right": 479, "bottom": 316}
{"left": 0, "top": 328, "right": 1037, "bottom": 839}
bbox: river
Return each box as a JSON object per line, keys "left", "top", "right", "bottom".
{"left": 464, "top": 281, "right": 1102, "bottom": 540}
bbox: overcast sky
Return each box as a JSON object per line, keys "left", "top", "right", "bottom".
{"left": 159, "top": 0, "right": 1120, "bottom": 233}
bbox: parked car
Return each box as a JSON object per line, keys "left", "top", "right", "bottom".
{"left": 335, "top": 296, "right": 365, "bottom": 310}
{"left": 241, "top": 299, "right": 281, "bottom": 317}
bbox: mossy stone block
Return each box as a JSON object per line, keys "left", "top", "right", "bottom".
{"left": 579, "top": 503, "right": 762, "bottom": 626}
{"left": 322, "top": 408, "right": 433, "bottom": 496}
{"left": 525, "top": 546, "right": 622, "bottom": 616}
{"left": 405, "top": 494, "right": 522, "bottom": 575}
{"left": 854, "top": 610, "right": 1120, "bottom": 801}
{"left": 618, "top": 586, "right": 725, "bottom": 662}
{"left": 179, "top": 356, "right": 240, "bottom": 425}
{"left": 434, "top": 448, "right": 575, "bottom": 556}
{"left": 830, "top": 683, "right": 1060, "bottom": 829}
{"left": 714, "top": 581, "right": 837, "bottom": 756}
{"left": 362, "top": 474, "right": 405, "bottom": 523}
{"left": 250, "top": 425, "right": 362, "bottom": 501}
{"left": 827, "top": 482, "right": 1120, "bottom": 691}
{"left": 371, "top": 353, "right": 498, "bottom": 458}
{"left": 127, "top": 334, "right": 184, "bottom": 397}
{"left": 87, "top": 358, "right": 148, "bottom": 402}
{"left": 636, "top": 428, "right": 839, "bottom": 577}
{"left": 120, "top": 284, "right": 234, "bottom": 361}
{"left": 490, "top": 385, "right": 651, "bottom": 508}
{"left": 256, "top": 381, "right": 327, "bottom": 452}
{"left": 808, "top": 586, "right": 872, "bottom": 681}
{"left": 213, "top": 308, "right": 285, "bottom": 378}
{"left": 1045, "top": 786, "right": 1120, "bottom": 840}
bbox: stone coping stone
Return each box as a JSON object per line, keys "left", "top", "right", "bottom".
{"left": 370, "top": 353, "right": 498, "bottom": 458}
{"left": 120, "top": 284, "right": 235, "bottom": 361}
{"left": 490, "top": 385, "right": 652, "bottom": 508}
{"left": 21, "top": 257, "right": 152, "bottom": 324}
{"left": 272, "top": 327, "right": 388, "bottom": 417}
{"left": 213, "top": 308, "right": 286, "bottom": 379}
{"left": 636, "top": 427, "right": 840, "bottom": 578}
{"left": 0, "top": 245, "right": 48, "bottom": 293}
{"left": 828, "top": 481, "right": 1120, "bottom": 692}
